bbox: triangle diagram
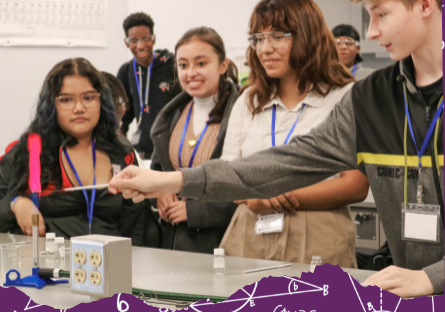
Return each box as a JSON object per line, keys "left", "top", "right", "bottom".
{"left": 24, "top": 298, "right": 43, "bottom": 310}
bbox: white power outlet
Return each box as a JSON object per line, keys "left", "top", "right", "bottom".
{"left": 89, "top": 252, "right": 102, "bottom": 266}
{"left": 74, "top": 250, "right": 87, "bottom": 264}
{"left": 70, "top": 235, "right": 132, "bottom": 298}
{"left": 74, "top": 269, "right": 87, "bottom": 284}
{"left": 89, "top": 271, "right": 102, "bottom": 286}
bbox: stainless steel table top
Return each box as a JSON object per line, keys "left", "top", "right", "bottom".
{"left": 0, "top": 234, "right": 375, "bottom": 309}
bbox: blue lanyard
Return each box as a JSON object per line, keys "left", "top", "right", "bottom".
{"left": 133, "top": 54, "right": 155, "bottom": 120}
{"left": 178, "top": 102, "right": 212, "bottom": 168}
{"left": 403, "top": 88, "right": 443, "bottom": 167}
{"left": 63, "top": 140, "right": 96, "bottom": 235}
{"left": 352, "top": 64, "right": 357, "bottom": 77}
{"left": 272, "top": 104, "right": 306, "bottom": 147}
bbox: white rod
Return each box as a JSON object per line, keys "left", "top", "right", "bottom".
{"left": 244, "top": 263, "right": 292, "bottom": 274}
{"left": 64, "top": 184, "right": 109, "bottom": 192}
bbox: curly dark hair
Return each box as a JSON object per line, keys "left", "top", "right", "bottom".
{"left": 123, "top": 12, "right": 155, "bottom": 37}
{"left": 10, "top": 58, "right": 128, "bottom": 195}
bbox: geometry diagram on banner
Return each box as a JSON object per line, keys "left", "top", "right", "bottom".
{"left": 348, "top": 274, "right": 437, "bottom": 312}
{"left": 189, "top": 276, "right": 327, "bottom": 312}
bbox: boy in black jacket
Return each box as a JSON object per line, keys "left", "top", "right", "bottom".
{"left": 117, "top": 12, "right": 181, "bottom": 159}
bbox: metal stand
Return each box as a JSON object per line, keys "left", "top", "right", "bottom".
{"left": 3, "top": 208, "right": 68, "bottom": 289}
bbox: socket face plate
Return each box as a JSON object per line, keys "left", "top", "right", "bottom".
{"left": 71, "top": 240, "right": 105, "bottom": 296}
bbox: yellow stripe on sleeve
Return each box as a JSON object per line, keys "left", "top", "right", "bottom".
{"left": 357, "top": 153, "right": 444, "bottom": 167}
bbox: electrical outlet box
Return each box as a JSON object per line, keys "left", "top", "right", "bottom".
{"left": 70, "top": 235, "right": 132, "bottom": 298}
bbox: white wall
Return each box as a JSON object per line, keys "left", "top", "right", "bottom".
{"left": 127, "top": 0, "right": 364, "bottom": 52}
{"left": 315, "top": 0, "right": 361, "bottom": 29}
{"left": 128, "top": 0, "right": 259, "bottom": 69}
{"left": 127, "top": 0, "right": 386, "bottom": 65}
{"left": 0, "top": 0, "right": 129, "bottom": 152}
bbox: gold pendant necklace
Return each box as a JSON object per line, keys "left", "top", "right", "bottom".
{"left": 188, "top": 139, "right": 197, "bottom": 148}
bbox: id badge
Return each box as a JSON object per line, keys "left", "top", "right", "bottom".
{"left": 111, "top": 165, "right": 121, "bottom": 177}
{"left": 255, "top": 213, "right": 285, "bottom": 235}
{"left": 401, "top": 203, "right": 441, "bottom": 243}
{"left": 130, "top": 129, "right": 141, "bottom": 145}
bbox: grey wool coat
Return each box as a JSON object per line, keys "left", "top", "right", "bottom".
{"left": 149, "top": 81, "right": 239, "bottom": 254}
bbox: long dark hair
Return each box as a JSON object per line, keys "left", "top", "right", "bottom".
{"left": 246, "top": 0, "right": 354, "bottom": 115}
{"left": 174, "top": 26, "right": 239, "bottom": 124}
{"left": 11, "top": 58, "right": 126, "bottom": 193}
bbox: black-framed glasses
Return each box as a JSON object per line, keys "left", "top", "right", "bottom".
{"left": 125, "top": 35, "right": 155, "bottom": 46}
{"left": 248, "top": 31, "right": 292, "bottom": 50}
{"left": 55, "top": 92, "right": 101, "bottom": 110}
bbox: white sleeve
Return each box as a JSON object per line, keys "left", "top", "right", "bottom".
{"left": 220, "top": 91, "right": 248, "bottom": 161}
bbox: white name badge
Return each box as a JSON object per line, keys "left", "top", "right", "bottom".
{"left": 112, "top": 165, "right": 121, "bottom": 177}
{"left": 255, "top": 213, "right": 285, "bottom": 235}
{"left": 401, "top": 203, "right": 441, "bottom": 243}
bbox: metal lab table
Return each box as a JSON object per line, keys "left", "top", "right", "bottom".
{"left": 1, "top": 234, "right": 375, "bottom": 309}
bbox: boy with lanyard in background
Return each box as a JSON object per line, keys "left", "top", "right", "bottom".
{"left": 118, "top": 13, "right": 181, "bottom": 159}
{"left": 110, "top": 0, "right": 444, "bottom": 298}
{"left": 332, "top": 24, "right": 374, "bottom": 81}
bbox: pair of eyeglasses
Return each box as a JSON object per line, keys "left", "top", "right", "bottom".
{"left": 335, "top": 38, "right": 359, "bottom": 47}
{"left": 248, "top": 31, "right": 292, "bottom": 50}
{"left": 125, "top": 35, "right": 155, "bottom": 46}
{"left": 55, "top": 92, "right": 100, "bottom": 110}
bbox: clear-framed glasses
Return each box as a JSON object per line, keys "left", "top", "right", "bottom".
{"left": 125, "top": 35, "right": 155, "bottom": 46}
{"left": 335, "top": 38, "right": 359, "bottom": 47}
{"left": 248, "top": 31, "right": 292, "bottom": 50}
{"left": 55, "top": 92, "right": 101, "bottom": 110}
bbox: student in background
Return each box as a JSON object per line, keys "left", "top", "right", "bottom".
{"left": 332, "top": 24, "right": 374, "bottom": 80}
{"left": 217, "top": 0, "right": 368, "bottom": 268}
{"left": 149, "top": 27, "right": 239, "bottom": 254}
{"left": 102, "top": 72, "right": 129, "bottom": 125}
{"left": 0, "top": 58, "right": 148, "bottom": 245}
{"left": 110, "top": 0, "right": 443, "bottom": 298}
{"left": 118, "top": 12, "right": 181, "bottom": 159}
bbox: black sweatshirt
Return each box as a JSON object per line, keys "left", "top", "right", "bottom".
{"left": 0, "top": 136, "right": 159, "bottom": 247}
{"left": 117, "top": 49, "right": 181, "bottom": 159}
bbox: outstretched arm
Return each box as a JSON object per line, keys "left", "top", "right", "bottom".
{"left": 109, "top": 90, "right": 360, "bottom": 203}
{"left": 180, "top": 90, "right": 359, "bottom": 202}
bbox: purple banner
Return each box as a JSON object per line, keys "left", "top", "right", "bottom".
{"left": 1, "top": 264, "right": 444, "bottom": 312}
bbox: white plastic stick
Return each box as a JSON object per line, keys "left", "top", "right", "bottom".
{"left": 64, "top": 184, "right": 109, "bottom": 192}
{"left": 244, "top": 263, "right": 292, "bottom": 274}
